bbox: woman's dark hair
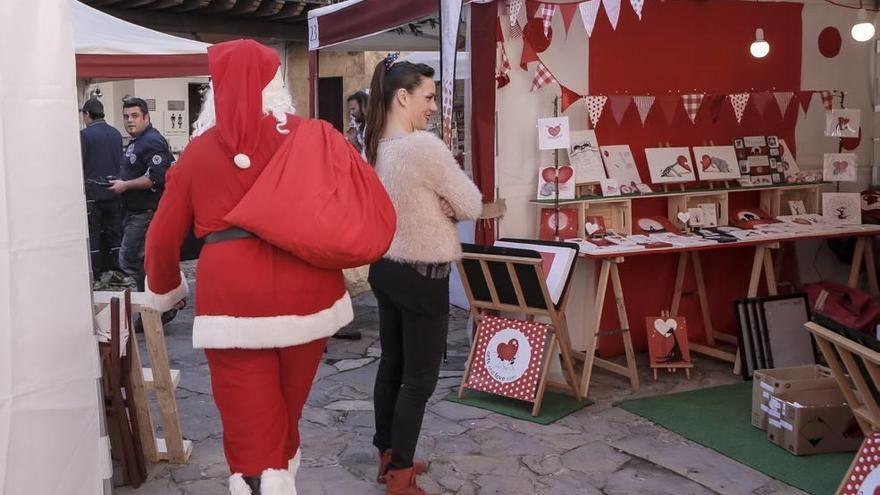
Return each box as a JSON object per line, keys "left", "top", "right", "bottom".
{"left": 364, "top": 59, "right": 434, "bottom": 165}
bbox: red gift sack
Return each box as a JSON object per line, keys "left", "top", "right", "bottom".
{"left": 805, "top": 281, "right": 880, "bottom": 334}
{"left": 224, "top": 119, "right": 396, "bottom": 270}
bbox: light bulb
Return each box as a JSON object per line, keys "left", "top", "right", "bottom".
{"left": 852, "top": 9, "right": 875, "bottom": 42}
{"left": 750, "top": 28, "right": 770, "bottom": 58}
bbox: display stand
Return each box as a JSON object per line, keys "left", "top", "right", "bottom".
{"left": 455, "top": 246, "right": 582, "bottom": 416}
{"left": 93, "top": 290, "right": 192, "bottom": 464}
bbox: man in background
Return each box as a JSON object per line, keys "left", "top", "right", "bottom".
{"left": 108, "top": 97, "right": 175, "bottom": 295}
{"left": 345, "top": 91, "right": 368, "bottom": 155}
{"left": 80, "top": 97, "right": 123, "bottom": 287}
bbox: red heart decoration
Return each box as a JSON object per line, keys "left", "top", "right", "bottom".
{"left": 547, "top": 124, "right": 561, "bottom": 137}
{"left": 496, "top": 339, "right": 519, "bottom": 362}
{"left": 833, "top": 160, "right": 848, "bottom": 173}
{"left": 542, "top": 166, "right": 574, "bottom": 183}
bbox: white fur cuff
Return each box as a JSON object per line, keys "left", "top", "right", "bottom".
{"left": 288, "top": 448, "right": 301, "bottom": 475}
{"left": 145, "top": 272, "right": 189, "bottom": 312}
{"left": 229, "top": 473, "right": 252, "bottom": 495}
{"left": 262, "top": 468, "right": 297, "bottom": 495}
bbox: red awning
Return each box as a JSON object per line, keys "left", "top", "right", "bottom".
{"left": 75, "top": 54, "right": 209, "bottom": 79}
{"left": 310, "top": 0, "right": 438, "bottom": 50}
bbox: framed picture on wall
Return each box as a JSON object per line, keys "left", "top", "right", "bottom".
{"left": 825, "top": 109, "right": 860, "bottom": 138}
{"left": 823, "top": 153, "right": 858, "bottom": 182}
{"left": 644, "top": 147, "right": 697, "bottom": 184}
{"left": 692, "top": 146, "right": 741, "bottom": 181}
{"left": 823, "top": 192, "right": 862, "bottom": 224}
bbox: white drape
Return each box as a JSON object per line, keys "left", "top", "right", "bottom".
{"left": 0, "top": 0, "right": 105, "bottom": 493}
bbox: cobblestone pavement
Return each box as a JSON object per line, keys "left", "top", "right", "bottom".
{"left": 117, "top": 264, "right": 806, "bottom": 495}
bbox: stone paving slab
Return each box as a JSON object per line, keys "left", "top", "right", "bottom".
{"left": 116, "top": 263, "right": 811, "bottom": 494}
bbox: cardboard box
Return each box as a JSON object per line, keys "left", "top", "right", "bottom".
{"left": 751, "top": 365, "right": 834, "bottom": 430}
{"left": 766, "top": 387, "right": 863, "bottom": 455}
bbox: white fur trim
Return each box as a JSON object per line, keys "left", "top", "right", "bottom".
{"left": 288, "top": 448, "right": 301, "bottom": 475}
{"left": 193, "top": 293, "right": 353, "bottom": 349}
{"left": 229, "top": 473, "right": 252, "bottom": 495}
{"left": 145, "top": 272, "right": 189, "bottom": 312}
{"left": 261, "top": 468, "right": 297, "bottom": 495}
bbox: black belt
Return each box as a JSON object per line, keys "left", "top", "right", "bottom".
{"left": 204, "top": 227, "right": 256, "bottom": 244}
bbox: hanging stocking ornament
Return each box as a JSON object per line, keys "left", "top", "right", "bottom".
{"left": 586, "top": 95, "right": 608, "bottom": 127}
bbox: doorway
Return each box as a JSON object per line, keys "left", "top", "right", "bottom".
{"left": 318, "top": 76, "right": 344, "bottom": 132}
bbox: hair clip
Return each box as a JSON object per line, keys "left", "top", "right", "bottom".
{"left": 384, "top": 52, "right": 400, "bottom": 71}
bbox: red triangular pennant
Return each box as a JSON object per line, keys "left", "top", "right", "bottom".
{"left": 608, "top": 95, "right": 632, "bottom": 125}
{"left": 561, "top": 85, "right": 583, "bottom": 112}
{"left": 525, "top": 0, "right": 541, "bottom": 17}
{"left": 496, "top": 17, "right": 504, "bottom": 43}
{"left": 560, "top": 4, "right": 578, "bottom": 35}
{"left": 657, "top": 95, "right": 679, "bottom": 126}
{"left": 798, "top": 90, "right": 814, "bottom": 114}
{"left": 750, "top": 91, "right": 773, "bottom": 117}
{"left": 708, "top": 94, "right": 726, "bottom": 124}
{"left": 519, "top": 38, "right": 539, "bottom": 70}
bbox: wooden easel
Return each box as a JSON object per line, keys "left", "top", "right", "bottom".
{"left": 94, "top": 290, "right": 192, "bottom": 464}
{"left": 578, "top": 256, "right": 640, "bottom": 397}
{"left": 456, "top": 250, "right": 582, "bottom": 416}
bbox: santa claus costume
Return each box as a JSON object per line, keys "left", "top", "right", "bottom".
{"left": 144, "top": 40, "right": 395, "bottom": 495}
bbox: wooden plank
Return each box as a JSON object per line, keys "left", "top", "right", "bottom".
{"left": 125, "top": 325, "right": 158, "bottom": 462}
{"left": 593, "top": 357, "right": 630, "bottom": 377}
{"left": 691, "top": 252, "right": 716, "bottom": 346}
{"left": 762, "top": 247, "right": 779, "bottom": 296}
{"left": 747, "top": 246, "right": 766, "bottom": 297}
{"left": 143, "top": 368, "right": 181, "bottom": 390}
{"left": 141, "top": 309, "right": 190, "bottom": 463}
{"left": 580, "top": 259, "right": 612, "bottom": 398}
{"left": 849, "top": 237, "right": 867, "bottom": 289}
{"left": 837, "top": 348, "right": 880, "bottom": 426}
{"left": 670, "top": 252, "right": 687, "bottom": 317}
{"left": 552, "top": 314, "right": 583, "bottom": 400}
{"left": 155, "top": 438, "right": 194, "bottom": 462}
{"left": 689, "top": 342, "right": 736, "bottom": 363}
{"left": 865, "top": 238, "right": 880, "bottom": 296}
{"left": 713, "top": 333, "right": 738, "bottom": 345}
{"left": 532, "top": 335, "right": 558, "bottom": 416}
{"left": 505, "top": 262, "right": 528, "bottom": 309}
{"left": 458, "top": 309, "right": 483, "bottom": 399}
{"left": 478, "top": 260, "right": 500, "bottom": 305}
{"left": 610, "top": 263, "right": 639, "bottom": 391}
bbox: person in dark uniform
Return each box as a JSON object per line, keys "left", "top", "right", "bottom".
{"left": 80, "top": 97, "right": 124, "bottom": 285}
{"left": 108, "top": 97, "right": 174, "bottom": 293}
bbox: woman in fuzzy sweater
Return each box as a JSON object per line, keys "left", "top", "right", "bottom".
{"left": 364, "top": 56, "right": 483, "bottom": 495}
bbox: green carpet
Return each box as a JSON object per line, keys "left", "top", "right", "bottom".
{"left": 444, "top": 389, "right": 592, "bottom": 425}
{"left": 617, "top": 383, "right": 854, "bottom": 495}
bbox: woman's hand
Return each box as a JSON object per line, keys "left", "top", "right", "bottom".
{"left": 439, "top": 198, "right": 456, "bottom": 218}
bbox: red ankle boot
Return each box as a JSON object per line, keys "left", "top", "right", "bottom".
{"left": 385, "top": 467, "right": 427, "bottom": 495}
{"left": 377, "top": 450, "right": 427, "bottom": 484}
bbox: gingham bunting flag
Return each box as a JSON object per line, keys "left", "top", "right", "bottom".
{"left": 586, "top": 95, "right": 608, "bottom": 127}
{"left": 530, "top": 62, "right": 556, "bottom": 92}
{"left": 774, "top": 91, "right": 794, "bottom": 116}
{"left": 608, "top": 95, "right": 632, "bottom": 125}
{"left": 634, "top": 95, "right": 655, "bottom": 125}
{"left": 630, "top": 0, "right": 645, "bottom": 20}
{"left": 730, "top": 93, "right": 750, "bottom": 124}
{"left": 602, "top": 0, "right": 621, "bottom": 30}
{"left": 579, "top": 0, "right": 601, "bottom": 37}
{"left": 540, "top": 3, "right": 556, "bottom": 36}
{"left": 496, "top": 44, "right": 512, "bottom": 88}
{"left": 682, "top": 93, "right": 704, "bottom": 123}
{"left": 819, "top": 90, "right": 834, "bottom": 110}
{"left": 750, "top": 91, "right": 773, "bottom": 117}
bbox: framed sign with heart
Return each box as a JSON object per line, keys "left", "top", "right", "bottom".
{"left": 465, "top": 315, "right": 550, "bottom": 402}
{"left": 537, "top": 116, "right": 571, "bottom": 150}
{"left": 537, "top": 165, "right": 576, "bottom": 200}
{"left": 645, "top": 313, "right": 692, "bottom": 379}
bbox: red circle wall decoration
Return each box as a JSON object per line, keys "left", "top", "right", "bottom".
{"left": 818, "top": 27, "right": 842, "bottom": 58}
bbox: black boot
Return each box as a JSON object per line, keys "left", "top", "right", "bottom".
{"left": 243, "top": 475, "right": 261, "bottom": 495}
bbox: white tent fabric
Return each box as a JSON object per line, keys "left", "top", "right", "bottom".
{"left": 71, "top": 0, "right": 209, "bottom": 55}
{"left": 401, "top": 52, "right": 471, "bottom": 80}
{"left": 1, "top": 1, "right": 105, "bottom": 494}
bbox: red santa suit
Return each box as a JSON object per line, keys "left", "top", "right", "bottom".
{"left": 144, "top": 40, "right": 395, "bottom": 495}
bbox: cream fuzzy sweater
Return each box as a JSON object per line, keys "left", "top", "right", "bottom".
{"left": 375, "top": 131, "right": 483, "bottom": 263}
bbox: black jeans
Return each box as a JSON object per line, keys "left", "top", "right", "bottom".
{"left": 369, "top": 258, "right": 449, "bottom": 470}
{"left": 119, "top": 209, "right": 154, "bottom": 291}
{"left": 86, "top": 199, "right": 123, "bottom": 280}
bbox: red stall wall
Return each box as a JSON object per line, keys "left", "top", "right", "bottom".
{"left": 588, "top": 0, "right": 803, "bottom": 356}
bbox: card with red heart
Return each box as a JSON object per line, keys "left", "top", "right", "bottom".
{"left": 537, "top": 116, "right": 570, "bottom": 150}
{"left": 645, "top": 316, "right": 691, "bottom": 368}
{"left": 823, "top": 153, "right": 857, "bottom": 182}
{"left": 537, "top": 165, "right": 576, "bottom": 200}
{"left": 465, "top": 315, "right": 549, "bottom": 403}
{"left": 539, "top": 208, "right": 578, "bottom": 240}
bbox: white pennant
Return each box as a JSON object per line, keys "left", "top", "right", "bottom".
{"left": 579, "top": 0, "right": 601, "bottom": 37}
{"left": 774, "top": 91, "right": 794, "bottom": 116}
{"left": 730, "top": 93, "right": 751, "bottom": 125}
{"left": 634, "top": 95, "right": 655, "bottom": 125}
{"left": 508, "top": 0, "right": 523, "bottom": 27}
{"left": 630, "top": 0, "right": 644, "bottom": 20}
{"left": 586, "top": 95, "right": 608, "bottom": 127}
{"left": 603, "top": 0, "right": 621, "bottom": 30}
